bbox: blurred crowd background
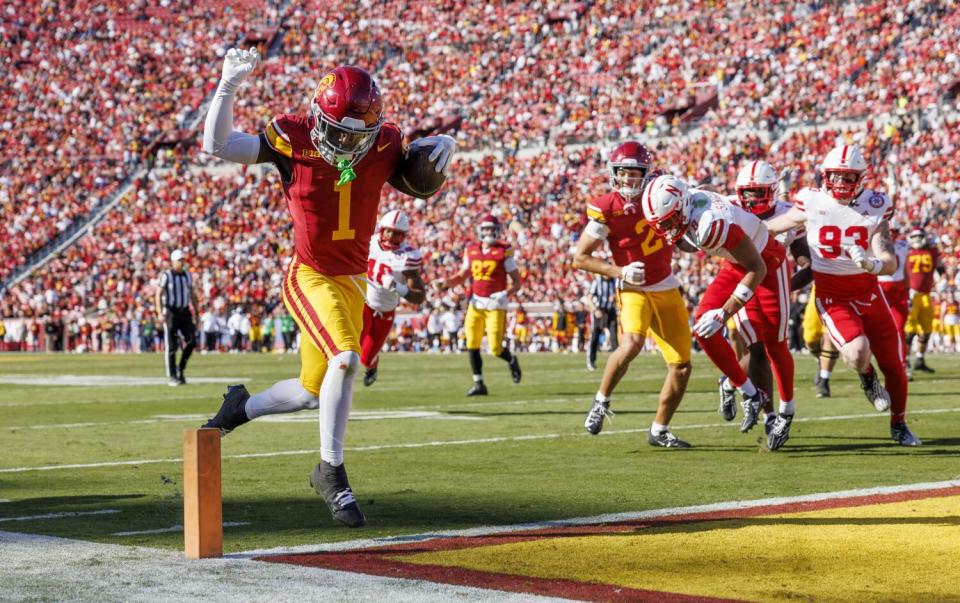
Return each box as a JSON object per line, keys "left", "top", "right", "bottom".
{"left": 1, "top": 0, "right": 958, "bottom": 354}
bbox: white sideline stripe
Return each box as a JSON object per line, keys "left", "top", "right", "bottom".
{"left": 0, "top": 375, "right": 247, "bottom": 388}
{"left": 111, "top": 521, "right": 250, "bottom": 536}
{"left": 0, "top": 509, "right": 120, "bottom": 523}
{"left": 3, "top": 406, "right": 959, "bottom": 474}
{"left": 0, "top": 499, "right": 10, "bottom": 503}
{"left": 237, "top": 479, "right": 960, "bottom": 558}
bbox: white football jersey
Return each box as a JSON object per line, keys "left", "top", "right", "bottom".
{"left": 685, "top": 190, "right": 769, "bottom": 261}
{"left": 878, "top": 239, "right": 909, "bottom": 283}
{"left": 795, "top": 187, "right": 894, "bottom": 276}
{"left": 366, "top": 238, "right": 423, "bottom": 313}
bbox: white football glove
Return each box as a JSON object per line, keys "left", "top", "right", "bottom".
{"left": 620, "top": 261, "right": 646, "bottom": 286}
{"left": 489, "top": 291, "right": 508, "bottom": 307}
{"left": 220, "top": 47, "right": 260, "bottom": 90}
{"left": 410, "top": 135, "right": 456, "bottom": 174}
{"left": 694, "top": 308, "right": 727, "bottom": 338}
{"left": 848, "top": 246, "right": 882, "bottom": 274}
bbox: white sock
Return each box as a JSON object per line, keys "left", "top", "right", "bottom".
{"left": 651, "top": 421, "right": 667, "bottom": 435}
{"left": 779, "top": 399, "right": 795, "bottom": 416}
{"left": 319, "top": 351, "right": 359, "bottom": 466}
{"left": 596, "top": 390, "right": 611, "bottom": 403}
{"left": 245, "top": 378, "right": 317, "bottom": 419}
{"left": 819, "top": 369, "right": 831, "bottom": 380}
{"left": 916, "top": 353, "right": 924, "bottom": 360}
{"left": 738, "top": 379, "right": 757, "bottom": 397}
{"left": 472, "top": 374, "right": 483, "bottom": 382}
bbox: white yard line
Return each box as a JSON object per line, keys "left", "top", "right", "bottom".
{"left": 2, "top": 407, "right": 959, "bottom": 474}
{"left": 237, "top": 479, "right": 960, "bottom": 558}
{"left": 111, "top": 521, "right": 250, "bottom": 537}
{"left": 0, "top": 509, "right": 120, "bottom": 523}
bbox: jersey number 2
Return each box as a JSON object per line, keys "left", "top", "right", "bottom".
{"left": 819, "top": 225, "right": 868, "bottom": 259}
{"left": 635, "top": 219, "right": 664, "bottom": 255}
{"left": 332, "top": 181, "right": 356, "bottom": 241}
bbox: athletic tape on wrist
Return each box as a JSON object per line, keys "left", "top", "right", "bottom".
{"left": 732, "top": 283, "right": 754, "bottom": 304}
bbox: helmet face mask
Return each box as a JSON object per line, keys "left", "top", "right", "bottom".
{"left": 478, "top": 215, "right": 500, "bottom": 244}
{"left": 379, "top": 227, "right": 406, "bottom": 250}
{"left": 309, "top": 66, "right": 384, "bottom": 167}
{"left": 736, "top": 187, "right": 774, "bottom": 215}
{"left": 908, "top": 230, "right": 925, "bottom": 249}
{"left": 823, "top": 170, "right": 863, "bottom": 201}
{"left": 608, "top": 141, "right": 654, "bottom": 200}
{"left": 734, "top": 160, "right": 777, "bottom": 215}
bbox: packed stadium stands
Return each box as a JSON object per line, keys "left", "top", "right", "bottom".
{"left": 1, "top": 0, "right": 958, "bottom": 352}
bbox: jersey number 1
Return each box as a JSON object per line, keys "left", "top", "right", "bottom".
{"left": 332, "top": 181, "right": 356, "bottom": 241}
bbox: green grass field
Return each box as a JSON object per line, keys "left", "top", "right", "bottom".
{"left": 2, "top": 351, "right": 959, "bottom": 554}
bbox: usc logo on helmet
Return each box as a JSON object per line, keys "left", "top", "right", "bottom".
{"left": 316, "top": 73, "right": 336, "bottom": 96}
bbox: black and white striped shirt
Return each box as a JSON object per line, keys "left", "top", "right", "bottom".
{"left": 589, "top": 276, "right": 618, "bottom": 311}
{"left": 159, "top": 269, "right": 193, "bottom": 311}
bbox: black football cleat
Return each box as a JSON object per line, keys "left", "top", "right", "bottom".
{"left": 647, "top": 429, "right": 691, "bottom": 448}
{"left": 466, "top": 382, "right": 488, "bottom": 396}
{"left": 890, "top": 421, "right": 922, "bottom": 447}
{"left": 766, "top": 413, "right": 794, "bottom": 451}
{"left": 508, "top": 356, "right": 522, "bottom": 383}
{"left": 718, "top": 377, "right": 737, "bottom": 422}
{"left": 202, "top": 385, "right": 250, "bottom": 436}
{"left": 812, "top": 370, "right": 821, "bottom": 386}
{"left": 177, "top": 370, "right": 187, "bottom": 386}
{"left": 913, "top": 358, "right": 935, "bottom": 374}
{"left": 309, "top": 461, "right": 366, "bottom": 528}
{"left": 362, "top": 366, "right": 378, "bottom": 387}
{"left": 859, "top": 369, "right": 891, "bottom": 412}
{"left": 584, "top": 399, "right": 614, "bottom": 435}
{"left": 764, "top": 413, "right": 777, "bottom": 436}
{"left": 815, "top": 377, "right": 830, "bottom": 398}
{"left": 739, "top": 389, "right": 768, "bottom": 433}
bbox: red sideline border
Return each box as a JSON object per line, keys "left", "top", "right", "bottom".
{"left": 257, "top": 486, "right": 960, "bottom": 602}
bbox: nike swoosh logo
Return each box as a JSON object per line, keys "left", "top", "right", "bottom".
{"left": 377, "top": 143, "right": 391, "bottom": 152}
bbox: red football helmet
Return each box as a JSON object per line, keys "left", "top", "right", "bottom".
{"left": 310, "top": 66, "right": 383, "bottom": 166}
{"left": 608, "top": 141, "right": 654, "bottom": 200}
{"left": 478, "top": 214, "right": 500, "bottom": 244}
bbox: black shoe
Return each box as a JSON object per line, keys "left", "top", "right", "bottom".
{"left": 815, "top": 377, "right": 830, "bottom": 398}
{"left": 913, "top": 359, "right": 935, "bottom": 373}
{"left": 202, "top": 385, "right": 250, "bottom": 436}
{"left": 718, "top": 377, "right": 737, "bottom": 422}
{"left": 363, "top": 367, "right": 378, "bottom": 387}
{"left": 764, "top": 413, "right": 777, "bottom": 436}
{"left": 584, "top": 399, "right": 614, "bottom": 435}
{"left": 509, "top": 356, "right": 522, "bottom": 383}
{"left": 309, "top": 461, "right": 366, "bottom": 528}
{"left": 813, "top": 371, "right": 821, "bottom": 386}
{"left": 648, "top": 429, "right": 691, "bottom": 448}
{"left": 890, "top": 421, "right": 922, "bottom": 447}
{"left": 739, "top": 389, "right": 768, "bottom": 433}
{"left": 859, "top": 368, "right": 890, "bottom": 412}
{"left": 466, "top": 382, "right": 488, "bottom": 396}
{"left": 177, "top": 370, "right": 187, "bottom": 386}
{"left": 766, "top": 413, "right": 794, "bottom": 451}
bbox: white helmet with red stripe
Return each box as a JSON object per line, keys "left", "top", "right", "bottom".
{"left": 821, "top": 145, "right": 866, "bottom": 201}
{"left": 641, "top": 175, "right": 691, "bottom": 244}
{"left": 378, "top": 209, "right": 409, "bottom": 250}
{"left": 735, "top": 160, "right": 777, "bottom": 215}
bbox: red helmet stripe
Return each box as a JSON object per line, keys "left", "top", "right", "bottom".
{"left": 391, "top": 212, "right": 401, "bottom": 227}
{"left": 750, "top": 160, "right": 758, "bottom": 182}
{"left": 840, "top": 145, "right": 849, "bottom": 165}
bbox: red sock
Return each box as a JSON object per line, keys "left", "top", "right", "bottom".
{"left": 698, "top": 332, "right": 748, "bottom": 387}
{"left": 764, "top": 339, "right": 794, "bottom": 402}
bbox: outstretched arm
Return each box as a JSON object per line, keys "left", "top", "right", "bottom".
{"left": 765, "top": 206, "right": 806, "bottom": 236}
{"left": 202, "top": 48, "right": 263, "bottom": 164}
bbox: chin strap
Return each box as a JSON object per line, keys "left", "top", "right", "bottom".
{"left": 336, "top": 158, "right": 357, "bottom": 186}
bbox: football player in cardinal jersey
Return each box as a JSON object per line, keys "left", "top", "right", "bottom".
{"left": 767, "top": 144, "right": 920, "bottom": 446}
{"left": 361, "top": 210, "right": 426, "bottom": 386}
{"left": 904, "top": 228, "right": 944, "bottom": 375}
{"left": 723, "top": 160, "right": 810, "bottom": 437}
{"left": 436, "top": 214, "right": 522, "bottom": 395}
{"left": 571, "top": 141, "right": 693, "bottom": 448}
{"left": 199, "top": 48, "right": 456, "bottom": 528}
{"left": 643, "top": 174, "right": 794, "bottom": 450}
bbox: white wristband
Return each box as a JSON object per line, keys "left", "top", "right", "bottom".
{"left": 395, "top": 280, "right": 409, "bottom": 297}
{"left": 866, "top": 258, "right": 883, "bottom": 275}
{"left": 732, "top": 283, "right": 754, "bottom": 304}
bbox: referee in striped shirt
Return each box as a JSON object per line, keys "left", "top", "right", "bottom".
{"left": 154, "top": 249, "right": 199, "bottom": 386}
{"left": 587, "top": 275, "right": 619, "bottom": 370}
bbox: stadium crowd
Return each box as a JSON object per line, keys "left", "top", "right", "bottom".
{"left": 1, "top": 0, "right": 959, "bottom": 355}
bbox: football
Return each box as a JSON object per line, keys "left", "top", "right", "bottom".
{"left": 397, "top": 140, "right": 448, "bottom": 198}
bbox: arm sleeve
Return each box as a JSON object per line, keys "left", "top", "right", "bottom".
{"left": 584, "top": 219, "right": 609, "bottom": 241}
{"left": 202, "top": 81, "right": 262, "bottom": 164}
